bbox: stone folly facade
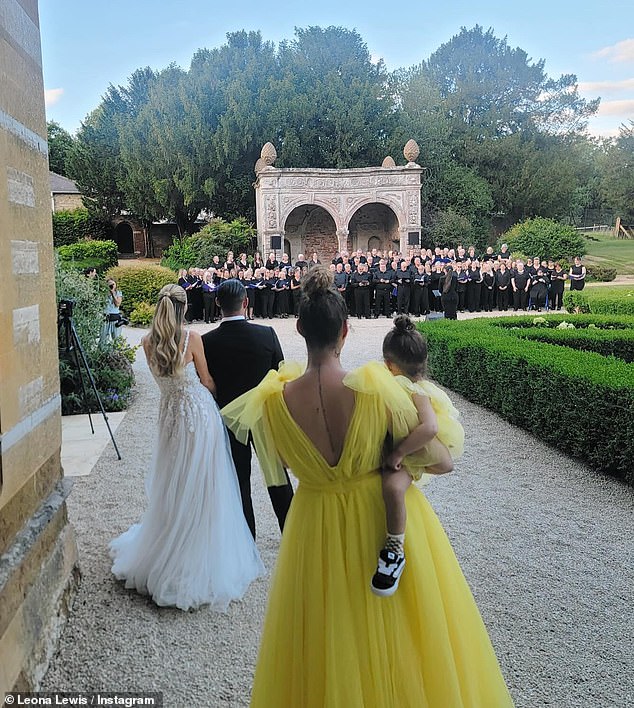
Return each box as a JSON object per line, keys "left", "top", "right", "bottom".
{"left": 254, "top": 141, "right": 424, "bottom": 262}
{"left": 1, "top": 0, "right": 79, "bottom": 694}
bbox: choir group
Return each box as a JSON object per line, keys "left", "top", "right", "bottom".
{"left": 177, "top": 246, "right": 587, "bottom": 322}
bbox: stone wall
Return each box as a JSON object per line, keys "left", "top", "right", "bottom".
{"left": 0, "top": 0, "right": 79, "bottom": 695}
{"left": 52, "top": 193, "right": 82, "bottom": 212}
{"left": 348, "top": 203, "right": 399, "bottom": 254}
{"left": 283, "top": 206, "right": 338, "bottom": 262}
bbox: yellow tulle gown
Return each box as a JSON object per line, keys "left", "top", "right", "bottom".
{"left": 222, "top": 361, "right": 514, "bottom": 708}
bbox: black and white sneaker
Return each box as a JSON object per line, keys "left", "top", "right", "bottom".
{"left": 371, "top": 548, "right": 405, "bottom": 597}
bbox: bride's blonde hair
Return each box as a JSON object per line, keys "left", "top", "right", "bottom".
{"left": 147, "top": 284, "right": 187, "bottom": 377}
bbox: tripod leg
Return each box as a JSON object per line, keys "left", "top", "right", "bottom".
{"left": 70, "top": 322, "right": 122, "bottom": 460}
{"left": 71, "top": 343, "right": 95, "bottom": 434}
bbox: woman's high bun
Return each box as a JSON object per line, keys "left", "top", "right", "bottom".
{"left": 299, "top": 265, "right": 347, "bottom": 349}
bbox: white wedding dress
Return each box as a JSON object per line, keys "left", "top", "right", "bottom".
{"left": 109, "top": 331, "right": 264, "bottom": 611}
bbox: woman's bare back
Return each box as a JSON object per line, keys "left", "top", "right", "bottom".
{"left": 283, "top": 366, "right": 356, "bottom": 467}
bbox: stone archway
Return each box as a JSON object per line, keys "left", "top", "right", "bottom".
{"left": 254, "top": 140, "right": 424, "bottom": 258}
{"left": 114, "top": 221, "right": 134, "bottom": 254}
{"left": 283, "top": 205, "right": 338, "bottom": 263}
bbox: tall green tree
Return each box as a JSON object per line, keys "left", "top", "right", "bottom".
{"left": 600, "top": 121, "right": 634, "bottom": 223}
{"left": 272, "top": 26, "right": 394, "bottom": 168}
{"left": 47, "top": 121, "right": 75, "bottom": 176}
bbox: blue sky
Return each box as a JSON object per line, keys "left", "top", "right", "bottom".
{"left": 40, "top": 0, "right": 634, "bottom": 138}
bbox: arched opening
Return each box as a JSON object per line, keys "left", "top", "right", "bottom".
{"left": 283, "top": 205, "right": 337, "bottom": 263}
{"left": 114, "top": 222, "right": 134, "bottom": 254}
{"left": 284, "top": 238, "right": 292, "bottom": 259}
{"left": 348, "top": 203, "right": 399, "bottom": 254}
{"left": 367, "top": 235, "right": 381, "bottom": 252}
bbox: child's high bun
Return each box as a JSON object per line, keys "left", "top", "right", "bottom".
{"left": 393, "top": 314, "right": 416, "bottom": 334}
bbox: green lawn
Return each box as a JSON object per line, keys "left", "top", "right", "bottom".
{"left": 582, "top": 232, "right": 634, "bottom": 274}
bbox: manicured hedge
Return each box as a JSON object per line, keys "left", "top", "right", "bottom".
{"left": 512, "top": 328, "right": 634, "bottom": 363}
{"left": 563, "top": 287, "right": 634, "bottom": 316}
{"left": 57, "top": 239, "right": 119, "bottom": 272}
{"left": 106, "top": 265, "right": 176, "bottom": 315}
{"left": 418, "top": 316, "right": 634, "bottom": 484}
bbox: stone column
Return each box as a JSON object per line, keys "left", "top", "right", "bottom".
{"left": 336, "top": 228, "right": 349, "bottom": 255}
{"left": 0, "top": 0, "right": 79, "bottom": 694}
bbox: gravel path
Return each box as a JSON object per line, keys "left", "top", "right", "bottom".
{"left": 42, "top": 317, "right": 634, "bottom": 707}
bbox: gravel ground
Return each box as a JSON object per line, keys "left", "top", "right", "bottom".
{"left": 42, "top": 316, "right": 634, "bottom": 708}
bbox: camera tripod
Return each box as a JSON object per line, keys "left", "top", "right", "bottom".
{"left": 58, "top": 310, "right": 122, "bottom": 460}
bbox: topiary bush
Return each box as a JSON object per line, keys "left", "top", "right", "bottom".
{"left": 501, "top": 217, "right": 586, "bottom": 261}
{"left": 105, "top": 265, "right": 176, "bottom": 314}
{"left": 129, "top": 301, "right": 156, "bottom": 327}
{"left": 586, "top": 265, "right": 617, "bottom": 282}
{"left": 57, "top": 239, "right": 119, "bottom": 272}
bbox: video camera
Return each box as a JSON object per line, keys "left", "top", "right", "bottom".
{"left": 58, "top": 298, "right": 76, "bottom": 319}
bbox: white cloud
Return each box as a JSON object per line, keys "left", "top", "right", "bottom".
{"left": 579, "top": 78, "right": 634, "bottom": 94}
{"left": 593, "top": 38, "right": 634, "bottom": 63}
{"left": 596, "top": 98, "right": 634, "bottom": 116}
{"left": 45, "top": 88, "right": 64, "bottom": 107}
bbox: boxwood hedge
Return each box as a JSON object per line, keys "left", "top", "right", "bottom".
{"left": 563, "top": 286, "right": 634, "bottom": 316}
{"left": 418, "top": 315, "right": 634, "bottom": 484}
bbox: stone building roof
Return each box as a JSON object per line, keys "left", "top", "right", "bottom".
{"left": 49, "top": 171, "right": 80, "bottom": 194}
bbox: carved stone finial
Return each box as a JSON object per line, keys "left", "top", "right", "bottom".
{"left": 403, "top": 139, "right": 420, "bottom": 163}
{"left": 382, "top": 156, "right": 396, "bottom": 168}
{"left": 254, "top": 158, "right": 266, "bottom": 174}
{"left": 261, "top": 142, "right": 277, "bottom": 166}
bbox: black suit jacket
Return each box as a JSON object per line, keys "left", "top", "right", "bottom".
{"left": 202, "top": 319, "right": 284, "bottom": 410}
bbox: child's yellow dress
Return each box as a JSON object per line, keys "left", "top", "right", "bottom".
{"left": 394, "top": 374, "right": 465, "bottom": 480}
{"left": 222, "top": 361, "right": 513, "bottom": 708}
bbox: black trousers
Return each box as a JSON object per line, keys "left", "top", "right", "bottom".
{"left": 497, "top": 287, "right": 509, "bottom": 311}
{"left": 481, "top": 287, "right": 494, "bottom": 312}
{"left": 397, "top": 285, "right": 411, "bottom": 314}
{"left": 375, "top": 287, "right": 391, "bottom": 316}
{"left": 550, "top": 288, "right": 564, "bottom": 309}
{"left": 513, "top": 288, "right": 529, "bottom": 310}
{"left": 410, "top": 286, "right": 428, "bottom": 316}
{"left": 202, "top": 292, "right": 215, "bottom": 323}
{"left": 261, "top": 291, "right": 275, "bottom": 318}
{"left": 354, "top": 287, "right": 371, "bottom": 317}
{"left": 228, "top": 429, "right": 293, "bottom": 539}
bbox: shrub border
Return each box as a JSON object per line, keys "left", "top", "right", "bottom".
{"left": 418, "top": 315, "right": 634, "bottom": 484}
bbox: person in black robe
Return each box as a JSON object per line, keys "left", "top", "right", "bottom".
{"left": 549, "top": 263, "right": 566, "bottom": 310}
{"left": 529, "top": 268, "right": 549, "bottom": 311}
{"left": 441, "top": 266, "right": 459, "bottom": 320}
{"left": 466, "top": 263, "right": 483, "bottom": 312}
{"left": 495, "top": 263, "right": 511, "bottom": 311}
{"left": 274, "top": 270, "right": 291, "bottom": 318}
{"left": 352, "top": 262, "right": 372, "bottom": 318}
{"left": 410, "top": 265, "right": 429, "bottom": 317}
{"left": 569, "top": 257, "right": 586, "bottom": 291}
{"left": 511, "top": 262, "right": 530, "bottom": 311}
{"left": 481, "top": 263, "right": 495, "bottom": 312}
{"left": 395, "top": 261, "right": 412, "bottom": 314}
{"left": 456, "top": 263, "right": 469, "bottom": 312}
{"left": 374, "top": 261, "right": 395, "bottom": 317}
{"left": 260, "top": 268, "right": 276, "bottom": 319}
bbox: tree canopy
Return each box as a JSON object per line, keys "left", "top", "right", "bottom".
{"left": 65, "top": 24, "right": 613, "bottom": 241}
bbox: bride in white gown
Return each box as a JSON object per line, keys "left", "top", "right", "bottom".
{"left": 110, "top": 284, "right": 264, "bottom": 611}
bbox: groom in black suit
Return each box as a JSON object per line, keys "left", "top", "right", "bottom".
{"left": 202, "top": 279, "right": 294, "bottom": 538}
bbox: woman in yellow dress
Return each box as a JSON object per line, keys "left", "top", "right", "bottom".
{"left": 222, "top": 266, "right": 514, "bottom": 707}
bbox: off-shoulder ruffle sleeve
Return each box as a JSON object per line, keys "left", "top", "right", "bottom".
{"left": 221, "top": 361, "right": 304, "bottom": 487}
{"left": 343, "top": 361, "right": 420, "bottom": 448}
